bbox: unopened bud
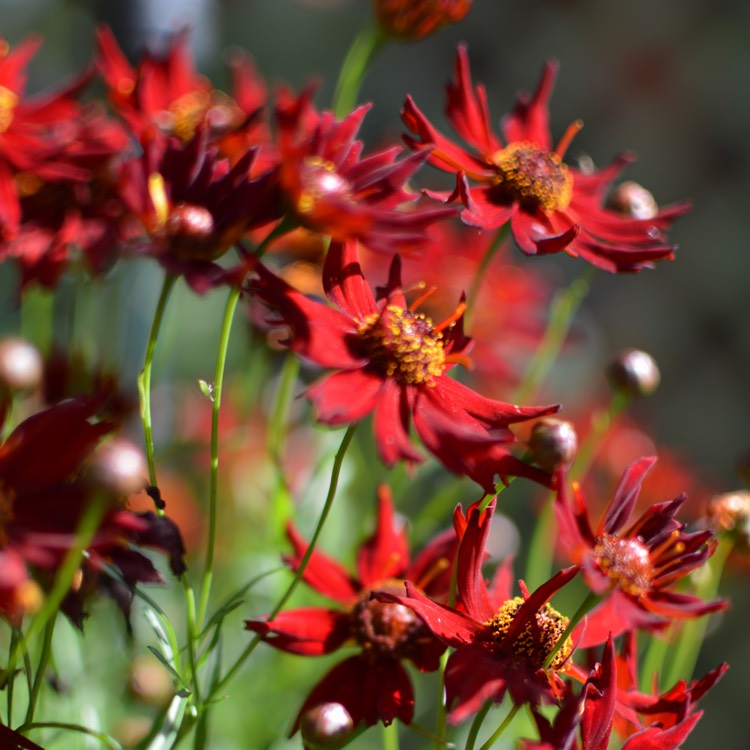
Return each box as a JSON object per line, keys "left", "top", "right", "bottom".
{"left": 607, "top": 349, "right": 660, "bottom": 398}
{"left": 374, "top": 0, "right": 473, "bottom": 39}
{"left": 91, "top": 438, "right": 148, "bottom": 497}
{"left": 300, "top": 702, "right": 354, "bottom": 749}
{"left": 0, "top": 337, "right": 43, "bottom": 393}
{"left": 528, "top": 418, "right": 578, "bottom": 473}
{"left": 707, "top": 491, "right": 750, "bottom": 553}
{"left": 607, "top": 181, "right": 659, "bottom": 220}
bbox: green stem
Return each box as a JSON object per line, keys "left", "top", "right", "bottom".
{"left": 206, "top": 424, "right": 357, "bottom": 701}
{"left": 478, "top": 703, "right": 520, "bottom": 750}
{"left": 524, "top": 494, "right": 555, "bottom": 589}
{"left": 513, "top": 268, "right": 594, "bottom": 405}
{"left": 21, "top": 722, "right": 124, "bottom": 749}
{"left": 183, "top": 578, "right": 202, "bottom": 710}
{"left": 465, "top": 225, "right": 510, "bottom": 329}
{"left": 639, "top": 629, "right": 672, "bottom": 694}
{"left": 7, "top": 627, "right": 20, "bottom": 724}
{"left": 382, "top": 721, "right": 399, "bottom": 750}
{"left": 7, "top": 493, "right": 110, "bottom": 682}
{"left": 197, "top": 285, "right": 242, "bottom": 630}
{"left": 543, "top": 590, "right": 600, "bottom": 670}
{"left": 24, "top": 616, "right": 56, "bottom": 726}
{"left": 465, "top": 701, "right": 492, "bottom": 750}
{"left": 332, "top": 24, "right": 387, "bottom": 118}
{"left": 137, "top": 273, "right": 177, "bottom": 493}
{"left": 434, "top": 650, "right": 449, "bottom": 750}
{"left": 663, "top": 536, "right": 733, "bottom": 688}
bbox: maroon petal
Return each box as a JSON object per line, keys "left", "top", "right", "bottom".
{"left": 284, "top": 524, "right": 359, "bottom": 603}
{"left": 372, "top": 380, "right": 423, "bottom": 467}
{"left": 357, "top": 485, "right": 409, "bottom": 587}
{"left": 582, "top": 638, "right": 617, "bottom": 750}
{"left": 621, "top": 713, "right": 703, "bottom": 750}
{"left": 455, "top": 500, "right": 497, "bottom": 622}
{"left": 445, "top": 645, "right": 508, "bottom": 724}
{"left": 245, "top": 607, "right": 351, "bottom": 655}
{"left": 602, "top": 456, "right": 657, "bottom": 534}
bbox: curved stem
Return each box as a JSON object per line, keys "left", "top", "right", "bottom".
{"left": 137, "top": 273, "right": 178, "bottom": 494}
{"left": 21, "top": 722, "right": 123, "bottom": 749}
{"left": 197, "top": 285, "right": 242, "bottom": 629}
{"left": 543, "top": 590, "right": 600, "bottom": 670}
{"left": 24, "top": 616, "right": 56, "bottom": 726}
{"left": 465, "top": 701, "right": 492, "bottom": 750}
{"left": 464, "top": 224, "right": 510, "bottom": 329}
{"left": 478, "top": 703, "right": 520, "bottom": 750}
{"left": 333, "top": 24, "right": 387, "bottom": 118}
{"left": 206, "top": 424, "right": 357, "bottom": 701}
{"left": 513, "top": 267, "right": 594, "bottom": 404}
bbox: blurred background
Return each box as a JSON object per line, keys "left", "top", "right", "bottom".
{"left": 1, "top": 0, "right": 748, "bottom": 748}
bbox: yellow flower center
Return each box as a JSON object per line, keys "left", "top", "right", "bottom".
{"left": 594, "top": 534, "right": 653, "bottom": 596}
{"left": 490, "top": 141, "right": 573, "bottom": 214}
{"left": 358, "top": 305, "right": 446, "bottom": 386}
{"left": 297, "top": 157, "right": 351, "bottom": 215}
{"left": 0, "top": 85, "right": 19, "bottom": 134}
{"left": 165, "top": 89, "right": 212, "bottom": 142}
{"left": 485, "top": 596, "right": 572, "bottom": 671}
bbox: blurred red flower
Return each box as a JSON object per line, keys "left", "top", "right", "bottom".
{"left": 374, "top": 0, "right": 473, "bottom": 39}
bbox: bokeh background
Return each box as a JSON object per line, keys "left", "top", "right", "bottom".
{"left": 1, "top": 0, "right": 748, "bottom": 748}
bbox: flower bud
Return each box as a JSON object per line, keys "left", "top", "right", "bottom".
{"left": 707, "top": 491, "right": 750, "bottom": 553}
{"left": 607, "top": 181, "right": 659, "bottom": 220}
{"left": 90, "top": 437, "right": 148, "bottom": 497}
{"left": 0, "top": 337, "right": 43, "bottom": 393}
{"left": 607, "top": 349, "right": 660, "bottom": 398}
{"left": 527, "top": 418, "right": 578, "bottom": 473}
{"left": 374, "top": 0, "right": 473, "bottom": 39}
{"left": 300, "top": 702, "right": 354, "bottom": 749}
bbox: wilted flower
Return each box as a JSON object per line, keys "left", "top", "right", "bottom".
{"left": 245, "top": 485, "right": 458, "bottom": 728}
{"left": 248, "top": 239, "right": 557, "bottom": 490}
{"left": 402, "top": 46, "right": 690, "bottom": 272}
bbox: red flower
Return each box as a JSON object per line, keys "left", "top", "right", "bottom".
{"left": 0, "top": 395, "right": 185, "bottom": 625}
{"left": 245, "top": 485, "right": 458, "bottom": 728}
{"left": 96, "top": 26, "right": 270, "bottom": 159}
{"left": 119, "top": 128, "right": 281, "bottom": 292}
{"left": 554, "top": 457, "right": 726, "bottom": 647}
{"left": 274, "top": 88, "right": 454, "bottom": 254}
{"left": 374, "top": 0, "right": 473, "bottom": 39}
{"left": 249, "top": 239, "right": 557, "bottom": 490}
{"left": 379, "top": 500, "right": 579, "bottom": 723}
{"left": 402, "top": 46, "right": 691, "bottom": 272}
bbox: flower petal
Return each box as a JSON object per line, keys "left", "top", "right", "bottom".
{"left": 245, "top": 607, "right": 352, "bottom": 655}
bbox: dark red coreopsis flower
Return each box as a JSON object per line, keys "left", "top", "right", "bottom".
{"left": 380, "top": 499, "right": 579, "bottom": 723}
{"left": 274, "top": 88, "right": 454, "bottom": 254}
{"left": 555, "top": 456, "right": 726, "bottom": 647}
{"left": 374, "top": 0, "right": 473, "bottom": 39}
{"left": 96, "top": 26, "right": 271, "bottom": 162}
{"left": 119, "top": 128, "right": 281, "bottom": 292}
{"left": 0, "top": 394, "right": 185, "bottom": 626}
{"left": 402, "top": 46, "right": 691, "bottom": 272}
{"left": 245, "top": 485, "right": 457, "bottom": 728}
{"left": 249, "top": 239, "right": 557, "bottom": 490}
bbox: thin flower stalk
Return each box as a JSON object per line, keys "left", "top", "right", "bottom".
{"left": 333, "top": 25, "right": 388, "bottom": 119}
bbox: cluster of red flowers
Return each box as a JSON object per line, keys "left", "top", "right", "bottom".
{"left": 0, "top": 3, "right": 735, "bottom": 748}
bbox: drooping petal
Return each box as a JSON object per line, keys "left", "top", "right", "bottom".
{"left": 307, "top": 369, "right": 384, "bottom": 426}
{"left": 244, "top": 608, "right": 352, "bottom": 655}
{"left": 284, "top": 524, "right": 359, "bottom": 603}
{"left": 602, "top": 456, "right": 657, "bottom": 534}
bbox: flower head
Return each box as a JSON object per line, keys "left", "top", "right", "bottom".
{"left": 0, "top": 394, "right": 185, "bottom": 626}
{"left": 379, "top": 500, "right": 579, "bottom": 723}
{"left": 248, "top": 239, "right": 557, "bottom": 490}
{"left": 274, "top": 88, "right": 454, "bottom": 254}
{"left": 119, "top": 129, "right": 281, "bottom": 292}
{"left": 555, "top": 456, "right": 726, "bottom": 647}
{"left": 245, "top": 485, "right": 457, "bottom": 729}
{"left": 402, "top": 46, "right": 690, "bottom": 272}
